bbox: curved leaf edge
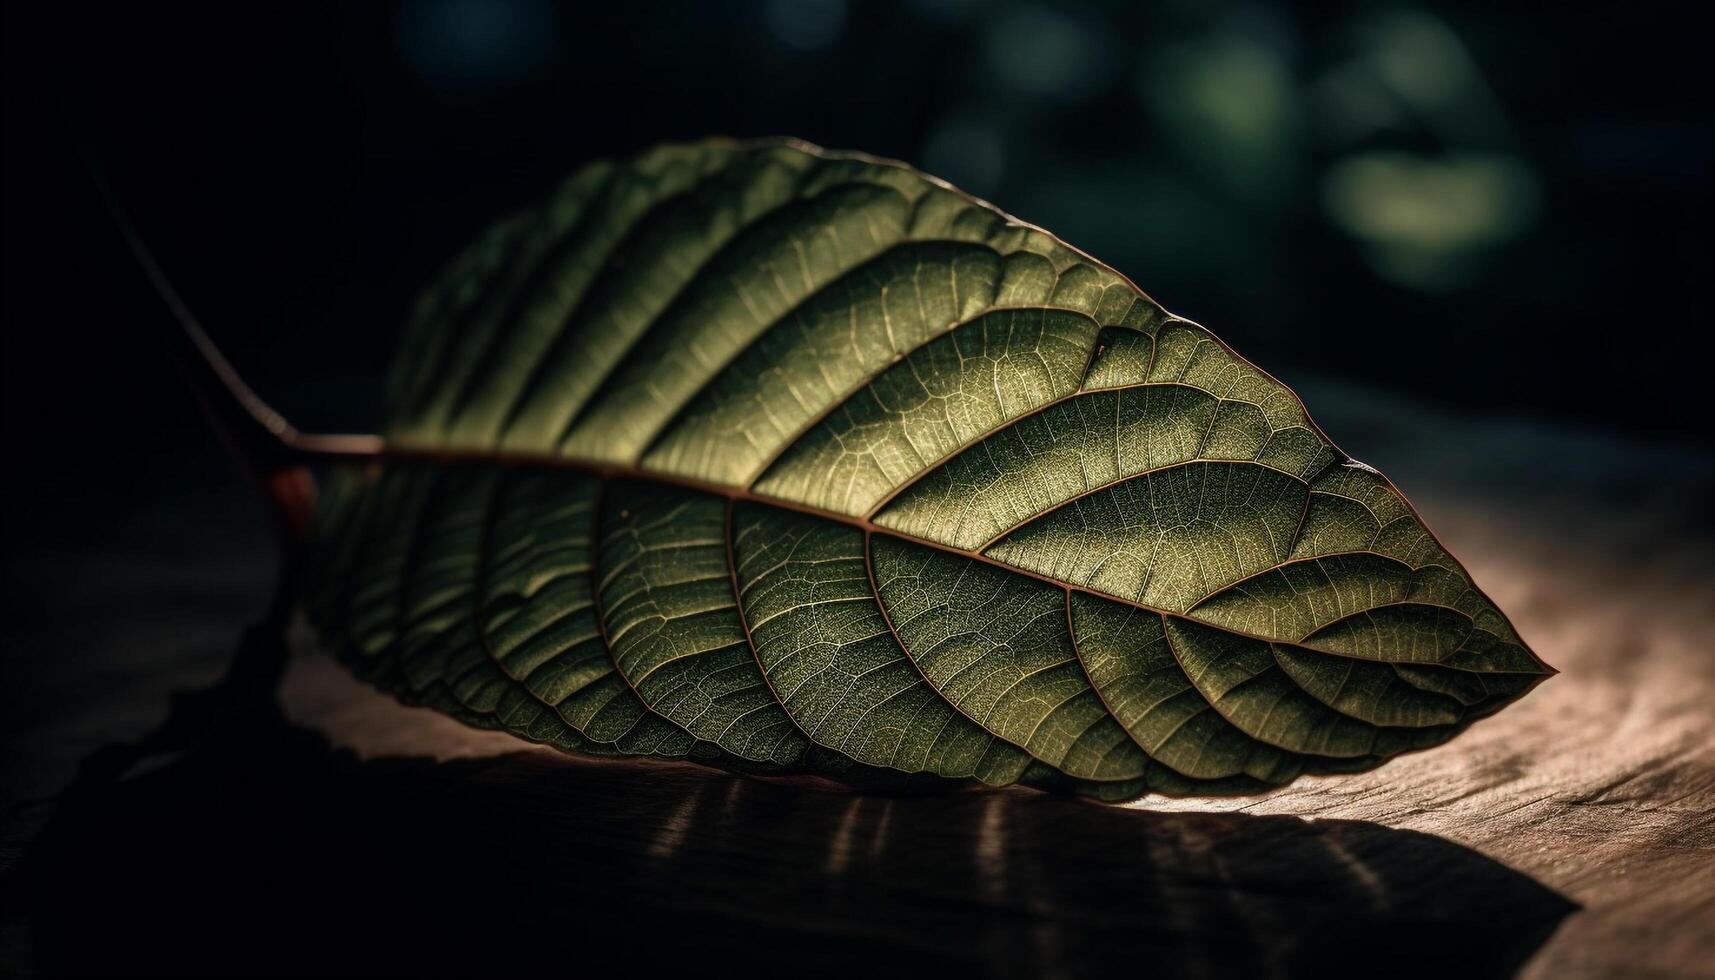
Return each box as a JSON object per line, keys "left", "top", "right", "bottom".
{"left": 302, "top": 137, "right": 1553, "bottom": 804}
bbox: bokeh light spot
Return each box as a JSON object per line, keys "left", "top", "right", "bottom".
{"left": 985, "top": 6, "right": 1117, "bottom": 100}
{"left": 396, "top": 0, "right": 560, "bottom": 89}
{"left": 1322, "top": 151, "right": 1540, "bottom": 290}
{"left": 1139, "top": 36, "right": 1303, "bottom": 205}
{"left": 766, "top": 0, "right": 848, "bottom": 52}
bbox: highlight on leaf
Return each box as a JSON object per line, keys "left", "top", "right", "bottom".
{"left": 304, "top": 137, "right": 1552, "bottom": 801}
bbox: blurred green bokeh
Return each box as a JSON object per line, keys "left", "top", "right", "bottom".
{"left": 925, "top": 3, "right": 1541, "bottom": 293}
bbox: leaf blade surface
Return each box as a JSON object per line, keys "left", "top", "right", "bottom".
{"left": 306, "top": 138, "right": 1551, "bottom": 799}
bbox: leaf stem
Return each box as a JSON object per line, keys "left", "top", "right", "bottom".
{"left": 75, "top": 130, "right": 379, "bottom": 557}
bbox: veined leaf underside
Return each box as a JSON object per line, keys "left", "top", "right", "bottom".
{"left": 304, "top": 138, "right": 1551, "bottom": 801}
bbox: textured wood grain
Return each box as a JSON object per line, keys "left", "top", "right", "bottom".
{"left": 1173, "top": 493, "right": 1715, "bottom": 978}
{"left": 270, "top": 472, "right": 1715, "bottom": 978}
{"left": 3, "top": 383, "right": 1711, "bottom": 978}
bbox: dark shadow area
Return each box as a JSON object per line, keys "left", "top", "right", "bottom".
{"left": 11, "top": 670, "right": 1574, "bottom": 979}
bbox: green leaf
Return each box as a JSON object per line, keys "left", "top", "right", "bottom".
{"left": 304, "top": 138, "right": 1551, "bottom": 800}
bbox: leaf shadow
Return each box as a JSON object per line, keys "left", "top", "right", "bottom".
{"left": 17, "top": 706, "right": 1574, "bottom": 978}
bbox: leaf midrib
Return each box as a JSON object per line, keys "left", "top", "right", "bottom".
{"left": 339, "top": 442, "right": 1476, "bottom": 668}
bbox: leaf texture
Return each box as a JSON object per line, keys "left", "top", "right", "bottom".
{"left": 304, "top": 138, "right": 1551, "bottom": 800}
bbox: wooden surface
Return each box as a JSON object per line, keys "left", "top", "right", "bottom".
{"left": 4, "top": 382, "right": 1712, "bottom": 978}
